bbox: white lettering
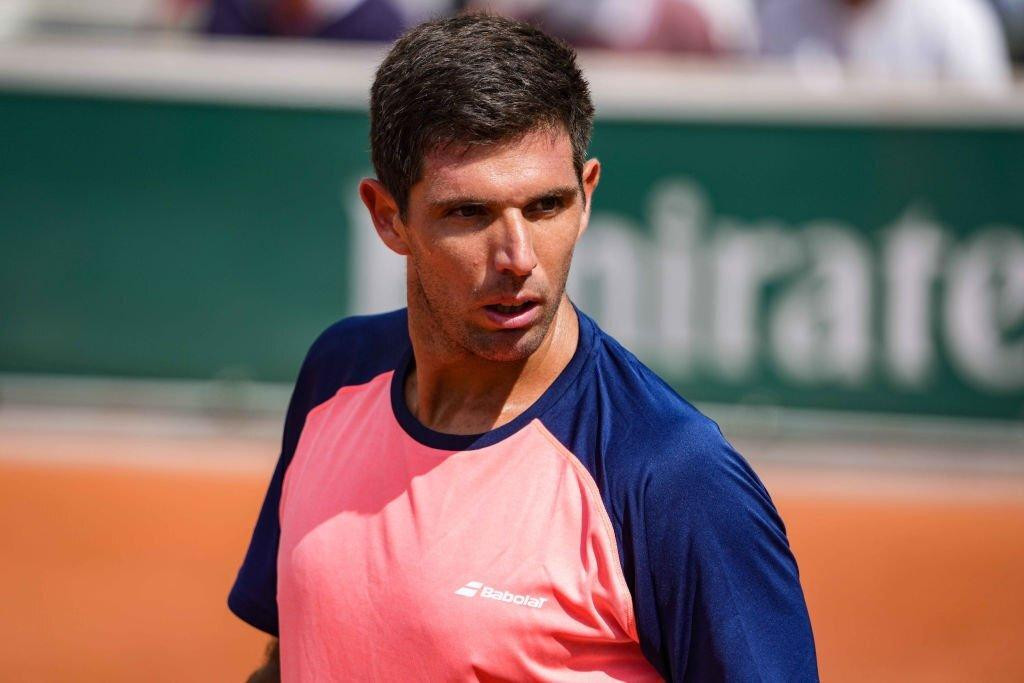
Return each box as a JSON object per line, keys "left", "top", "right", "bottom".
{"left": 350, "top": 176, "right": 1024, "bottom": 402}
{"left": 474, "top": 584, "right": 546, "bottom": 609}
{"left": 649, "top": 180, "right": 705, "bottom": 372}
{"left": 770, "top": 222, "right": 873, "bottom": 385}
{"left": 710, "top": 220, "right": 802, "bottom": 379}
{"left": 945, "top": 228, "right": 1024, "bottom": 391}
{"left": 883, "top": 211, "right": 947, "bottom": 387}
{"left": 348, "top": 190, "right": 406, "bottom": 314}
{"left": 568, "top": 215, "right": 650, "bottom": 353}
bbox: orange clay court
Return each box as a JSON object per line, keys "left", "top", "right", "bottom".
{"left": 0, "top": 420, "right": 1021, "bottom": 682}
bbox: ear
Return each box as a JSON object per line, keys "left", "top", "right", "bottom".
{"left": 359, "top": 178, "right": 411, "bottom": 256}
{"left": 577, "top": 158, "right": 601, "bottom": 240}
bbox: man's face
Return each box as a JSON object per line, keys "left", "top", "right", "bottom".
{"left": 396, "top": 128, "right": 598, "bottom": 362}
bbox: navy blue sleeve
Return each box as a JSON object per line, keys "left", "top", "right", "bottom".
{"left": 634, "top": 423, "right": 818, "bottom": 681}
{"left": 226, "top": 344, "right": 323, "bottom": 636}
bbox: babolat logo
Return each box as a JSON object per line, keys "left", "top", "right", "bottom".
{"left": 454, "top": 580, "right": 548, "bottom": 609}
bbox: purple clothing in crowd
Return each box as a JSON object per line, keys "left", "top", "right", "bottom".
{"left": 207, "top": 0, "right": 405, "bottom": 41}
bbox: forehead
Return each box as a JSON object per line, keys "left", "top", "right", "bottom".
{"left": 413, "top": 129, "right": 577, "bottom": 207}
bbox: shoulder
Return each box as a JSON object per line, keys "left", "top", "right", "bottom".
{"left": 304, "top": 308, "right": 408, "bottom": 367}
{"left": 292, "top": 308, "right": 409, "bottom": 412}
{"left": 584, "top": 313, "right": 728, "bottom": 463}
{"left": 574, "top": 315, "right": 814, "bottom": 679}
{"left": 303, "top": 308, "right": 408, "bottom": 378}
{"left": 580, "top": 312, "right": 774, "bottom": 523}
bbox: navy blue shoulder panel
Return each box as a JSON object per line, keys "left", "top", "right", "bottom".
{"left": 227, "top": 309, "right": 410, "bottom": 635}
{"left": 540, "top": 312, "right": 819, "bottom": 682}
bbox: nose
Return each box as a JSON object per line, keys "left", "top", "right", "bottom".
{"left": 493, "top": 211, "right": 538, "bottom": 277}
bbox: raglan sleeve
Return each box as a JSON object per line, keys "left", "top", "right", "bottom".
{"left": 226, "top": 347, "right": 321, "bottom": 636}
{"left": 633, "top": 423, "right": 819, "bottom": 681}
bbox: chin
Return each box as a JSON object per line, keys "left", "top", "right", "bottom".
{"left": 464, "top": 326, "right": 548, "bottom": 363}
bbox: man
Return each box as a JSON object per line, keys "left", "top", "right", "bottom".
{"left": 229, "top": 13, "right": 818, "bottom": 681}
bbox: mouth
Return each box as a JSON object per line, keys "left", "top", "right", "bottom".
{"left": 481, "top": 299, "right": 542, "bottom": 330}
{"left": 487, "top": 302, "right": 536, "bottom": 315}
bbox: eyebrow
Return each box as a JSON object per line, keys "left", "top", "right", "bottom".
{"left": 428, "top": 185, "right": 580, "bottom": 211}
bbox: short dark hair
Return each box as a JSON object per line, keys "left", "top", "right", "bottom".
{"left": 369, "top": 13, "right": 595, "bottom": 214}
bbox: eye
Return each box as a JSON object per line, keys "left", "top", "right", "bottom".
{"left": 449, "top": 204, "right": 485, "bottom": 219}
{"left": 531, "top": 195, "right": 563, "bottom": 214}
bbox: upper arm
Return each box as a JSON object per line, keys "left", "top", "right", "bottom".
{"left": 632, "top": 427, "right": 818, "bottom": 681}
{"left": 225, "top": 310, "right": 410, "bottom": 635}
{"left": 227, "top": 448, "right": 290, "bottom": 635}
{"left": 227, "top": 344, "right": 323, "bottom": 635}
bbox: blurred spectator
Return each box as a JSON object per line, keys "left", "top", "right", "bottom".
{"left": 390, "top": 0, "right": 458, "bottom": 24}
{"left": 473, "top": 0, "right": 758, "bottom": 54}
{"left": 989, "top": 0, "right": 1024, "bottom": 63}
{"left": 205, "top": 0, "right": 405, "bottom": 40}
{"left": 758, "top": 0, "right": 1012, "bottom": 88}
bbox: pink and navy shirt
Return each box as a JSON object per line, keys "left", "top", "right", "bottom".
{"left": 228, "top": 308, "right": 818, "bottom": 681}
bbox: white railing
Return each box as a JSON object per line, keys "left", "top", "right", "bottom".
{"left": 1, "top": 32, "right": 1023, "bottom": 124}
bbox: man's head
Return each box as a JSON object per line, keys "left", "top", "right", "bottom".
{"left": 360, "top": 13, "right": 600, "bottom": 363}
{"left": 368, "top": 13, "right": 595, "bottom": 216}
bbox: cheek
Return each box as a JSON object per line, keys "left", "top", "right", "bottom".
{"left": 414, "top": 239, "right": 487, "bottom": 291}
{"left": 535, "top": 222, "right": 580, "bottom": 274}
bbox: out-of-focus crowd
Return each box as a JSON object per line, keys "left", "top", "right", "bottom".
{"left": 3, "top": 0, "right": 1021, "bottom": 87}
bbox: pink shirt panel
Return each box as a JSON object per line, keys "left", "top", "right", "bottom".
{"left": 277, "top": 370, "right": 660, "bottom": 681}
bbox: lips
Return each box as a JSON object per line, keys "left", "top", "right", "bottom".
{"left": 481, "top": 297, "right": 542, "bottom": 330}
{"left": 490, "top": 302, "right": 533, "bottom": 314}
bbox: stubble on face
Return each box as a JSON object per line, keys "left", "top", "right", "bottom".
{"left": 402, "top": 129, "right": 584, "bottom": 365}
{"left": 407, "top": 242, "right": 573, "bottom": 364}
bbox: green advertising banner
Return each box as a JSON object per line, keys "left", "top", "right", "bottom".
{"left": 2, "top": 84, "right": 1023, "bottom": 420}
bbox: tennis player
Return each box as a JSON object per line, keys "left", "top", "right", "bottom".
{"left": 229, "top": 13, "right": 818, "bottom": 681}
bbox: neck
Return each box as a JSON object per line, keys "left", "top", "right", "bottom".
{"left": 405, "top": 296, "right": 579, "bottom": 435}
